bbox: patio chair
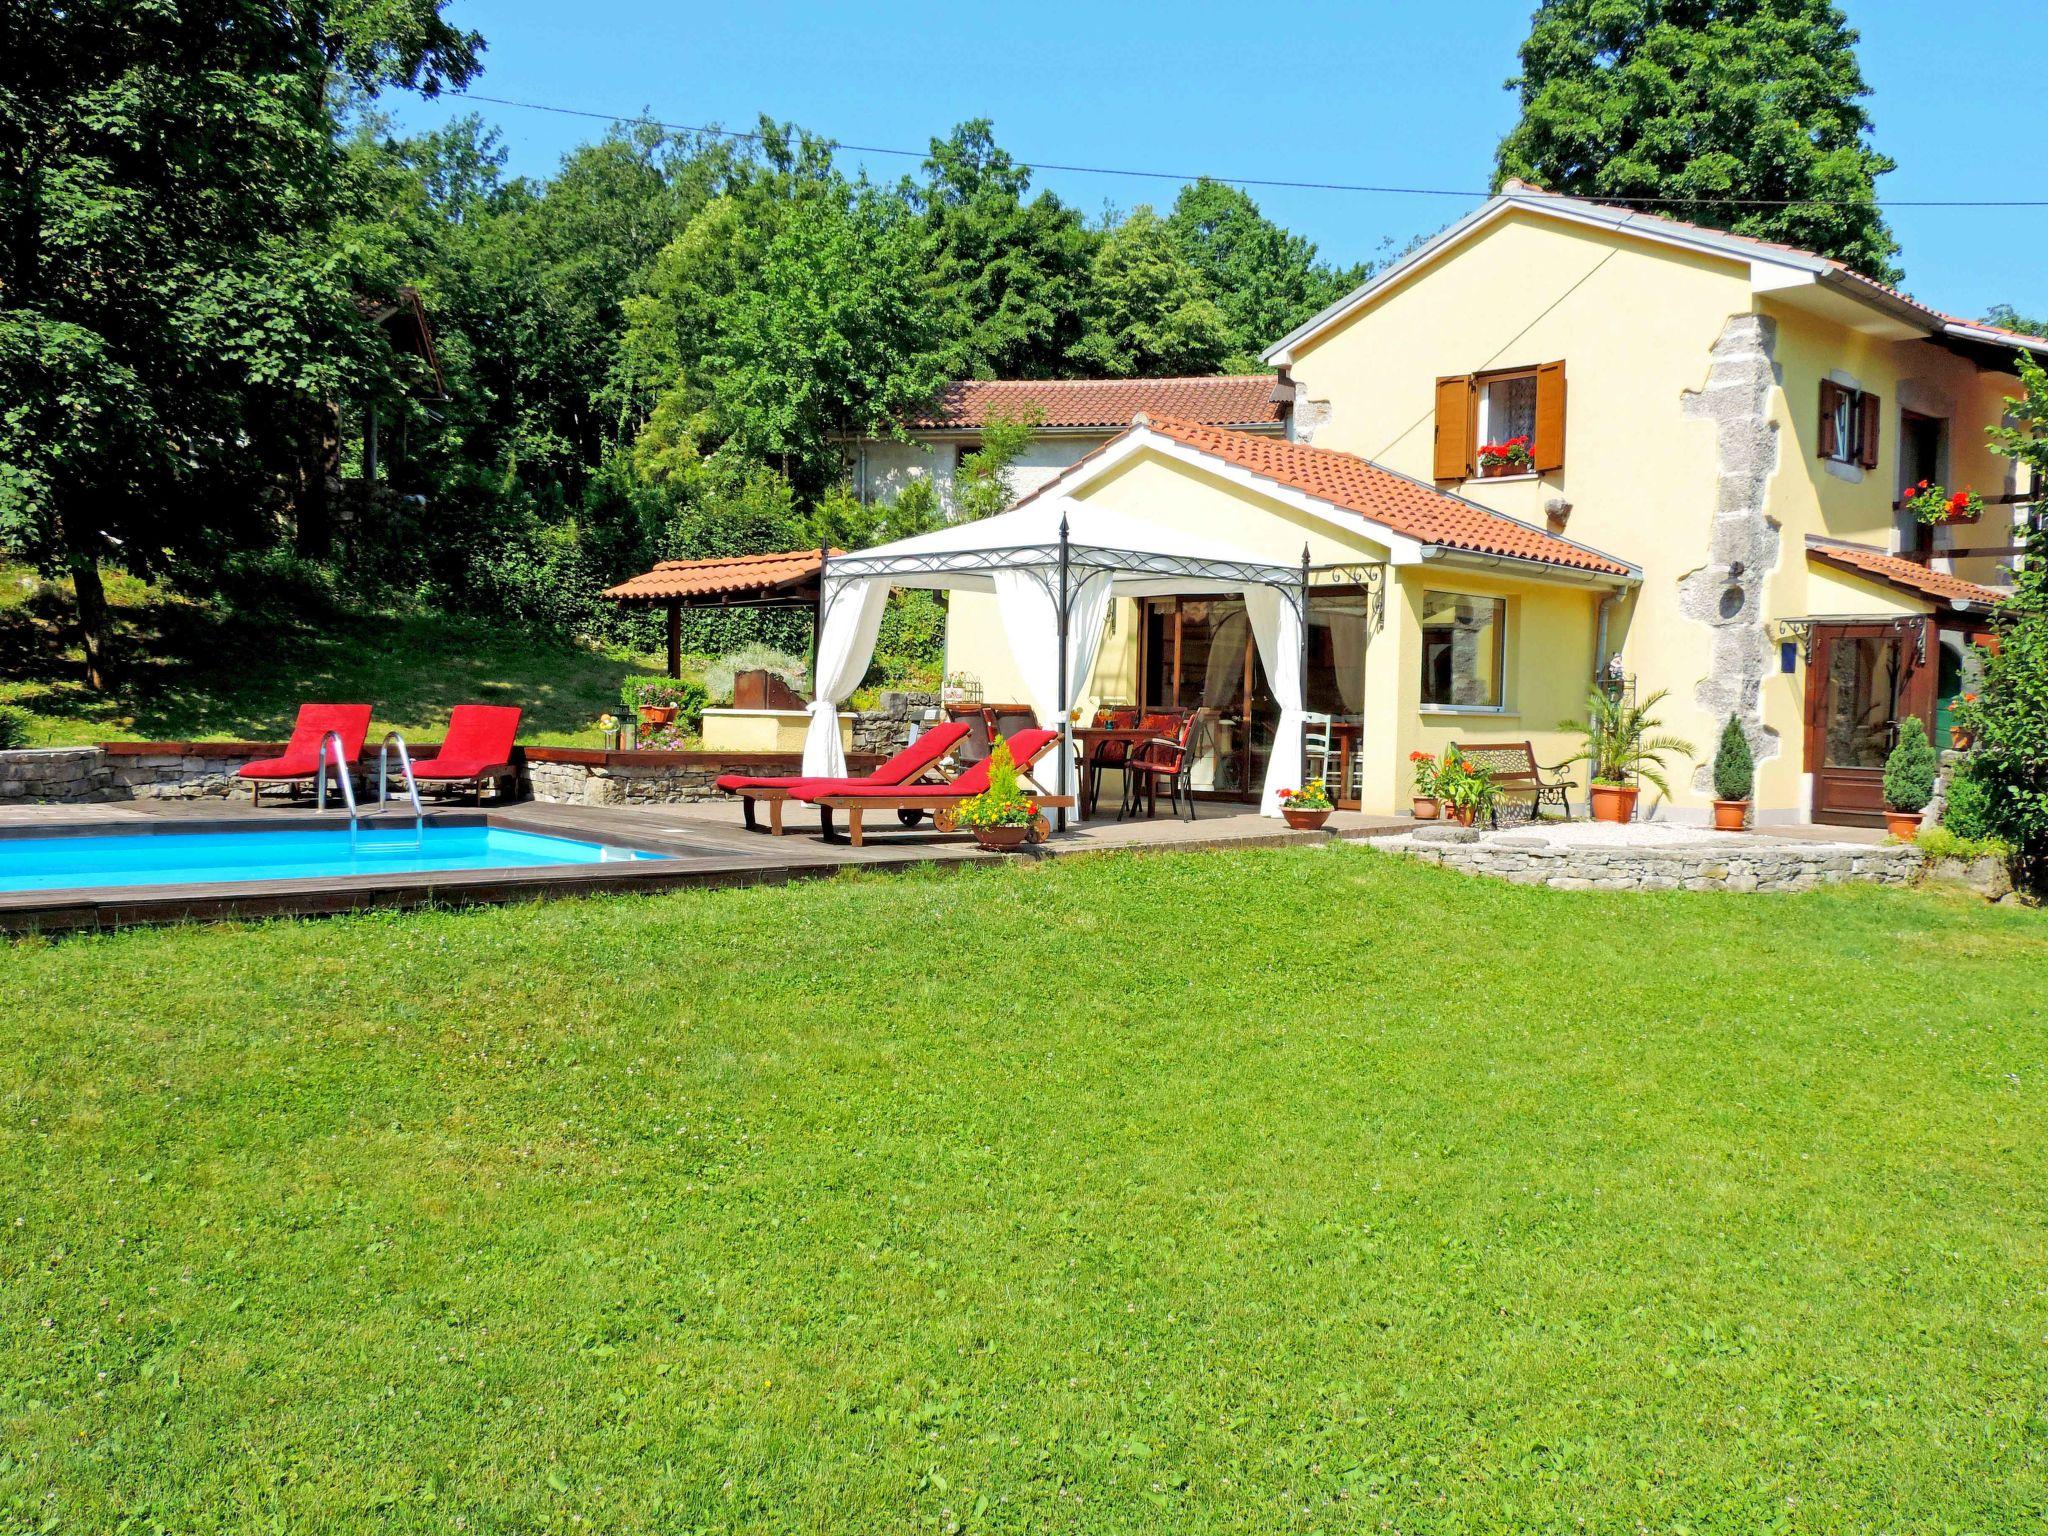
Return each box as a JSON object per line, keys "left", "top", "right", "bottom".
{"left": 714, "top": 720, "right": 970, "bottom": 835}
{"left": 1081, "top": 707, "right": 1141, "bottom": 819}
{"left": 1119, "top": 708, "right": 1218, "bottom": 823}
{"left": 237, "top": 703, "right": 374, "bottom": 808}
{"left": 793, "top": 727, "right": 1071, "bottom": 848}
{"left": 405, "top": 705, "right": 524, "bottom": 804}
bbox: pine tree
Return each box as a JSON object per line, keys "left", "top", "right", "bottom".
{"left": 1712, "top": 715, "right": 1754, "bottom": 802}
{"left": 1495, "top": 0, "right": 1900, "bottom": 282}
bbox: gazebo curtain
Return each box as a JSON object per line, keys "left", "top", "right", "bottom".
{"left": 1243, "top": 587, "right": 1305, "bottom": 815}
{"left": 991, "top": 568, "right": 1115, "bottom": 761}
{"left": 801, "top": 578, "right": 890, "bottom": 777}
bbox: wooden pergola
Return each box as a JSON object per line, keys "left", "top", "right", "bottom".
{"left": 602, "top": 548, "right": 838, "bottom": 678}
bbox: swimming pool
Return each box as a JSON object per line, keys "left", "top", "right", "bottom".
{"left": 0, "top": 825, "right": 664, "bottom": 894}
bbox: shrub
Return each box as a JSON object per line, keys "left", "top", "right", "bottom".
{"left": 620, "top": 676, "right": 709, "bottom": 730}
{"left": 1915, "top": 824, "right": 2012, "bottom": 862}
{"left": 1711, "top": 715, "right": 1754, "bottom": 801}
{"left": 1882, "top": 717, "right": 1937, "bottom": 814}
{"left": 953, "top": 739, "right": 1036, "bottom": 829}
{"left": 1941, "top": 768, "right": 1996, "bottom": 842}
{"left": 0, "top": 704, "right": 31, "bottom": 750}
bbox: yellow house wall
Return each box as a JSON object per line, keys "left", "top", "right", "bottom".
{"left": 1280, "top": 208, "right": 2030, "bottom": 820}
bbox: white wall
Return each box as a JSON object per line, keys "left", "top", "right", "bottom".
{"left": 843, "top": 434, "right": 1113, "bottom": 518}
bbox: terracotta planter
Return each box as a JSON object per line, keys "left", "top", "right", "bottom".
{"left": 1883, "top": 809, "right": 1923, "bottom": 841}
{"left": 971, "top": 824, "right": 1030, "bottom": 852}
{"left": 1411, "top": 796, "right": 1441, "bottom": 821}
{"left": 638, "top": 704, "right": 676, "bottom": 726}
{"left": 1711, "top": 798, "right": 1750, "bottom": 832}
{"left": 1282, "top": 807, "right": 1332, "bottom": 831}
{"left": 1445, "top": 804, "right": 1477, "bottom": 827}
{"left": 1589, "top": 782, "right": 1638, "bottom": 824}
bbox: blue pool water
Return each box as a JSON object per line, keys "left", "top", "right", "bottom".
{"left": 0, "top": 826, "right": 664, "bottom": 894}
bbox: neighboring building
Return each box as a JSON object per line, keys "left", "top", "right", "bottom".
{"left": 838, "top": 376, "right": 1285, "bottom": 515}
{"left": 941, "top": 180, "right": 2041, "bottom": 826}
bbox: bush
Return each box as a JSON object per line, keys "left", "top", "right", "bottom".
{"left": 1882, "top": 718, "right": 1937, "bottom": 813}
{"left": 1916, "top": 824, "right": 2012, "bottom": 862}
{"left": 1711, "top": 715, "right": 1754, "bottom": 801}
{"left": 702, "top": 645, "right": 809, "bottom": 707}
{"left": 0, "top": 704, "right": 31, "bottom": 750}
{"left": 620, "top": 676, "right": 709, "bottom": 730}
{"left": 1941, "top": 768, "right": 1996, "bottom": 841}
{"left": 871, "top": 589, "right": 945, "bottom": 689}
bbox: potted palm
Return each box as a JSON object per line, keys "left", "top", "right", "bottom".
{"left": 1277, "top": 779, "right": 1334, "bottom": 831}
{"left": 1881, "top": 717, "right": 1937, "bottom": 840}
{"left": 1562, "top": 687, "right": 1695, "bottom": 824}
{"left": 952, "top": 739, "right": 1039, "bottom": 851}
{"left": 1710, "top": 715, "right": 1753, "bottom": 831}
{"left": 1409, "top": 751, "right": 1442, "bottom": 819}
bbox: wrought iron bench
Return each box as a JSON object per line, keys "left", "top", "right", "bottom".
{"left": 1452, "top": 740, "right": 1576, "bottom": 824}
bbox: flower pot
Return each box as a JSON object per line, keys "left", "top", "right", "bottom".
{"left": 1883, "top": 809, "right": 1923, "bottom": 841}
{"left": 1589, "top": 783, "right": 1638, "bottom": 824}
{"left": 1411, "top": 796, "right": 1441, "bottom": 821}
{"left": 1446, "top": 805, "right": 1477, "bottom": 827}
{"left": 1950, "top": 726, "right": 1974, "bottom": 751}
{"left": 1711, "top": 798, "right": 1750, "bottom": 832}
{"left": 638, "top": 704, "right": 676, "bottom": 726}
{"left": 1282, "top": 807, "right": 1332, "bottom": 831}
{"left": 972, "top": 824, "right": 1030, "bottom": 852}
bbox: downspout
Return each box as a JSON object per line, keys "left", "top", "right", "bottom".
{"left": 1594, "top": 587, "right": 1621, "bottom": 683}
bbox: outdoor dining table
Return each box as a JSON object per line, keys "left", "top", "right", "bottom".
{"left": 1071, "top": 725, "right": 1156, "bottom": 821}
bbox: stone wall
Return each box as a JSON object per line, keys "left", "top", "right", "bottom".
{"left": 849, "top": 692, "right": 940, "bottom": 759}
{"left": 104, "top": 749, "right": 262, "bottom": 800}
{"left": 525, "top": 755, "right": 729, "bottom": 807}
{"left": 1395, "top": 824, "right": 1922, "bottom": 893}
{"left": 0, "top": 748, "right": 111, "bottom": 804}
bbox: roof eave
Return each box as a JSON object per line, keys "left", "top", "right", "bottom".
{"left": 1419, "top": 544, "right": 1639, "bottom": 586}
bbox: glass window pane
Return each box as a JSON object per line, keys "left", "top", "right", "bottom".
{"left": 1823, "top": 636, "right": 1902, "bottom": 768}
{"left": 1307, "top": 592, "right": 1369, "bottom": 717}
{"left": 1483, "top": 374, "right": 1537, "bottom": 447}
{"left": 1421, "top": 591, "right": 1505, "bottom": 708}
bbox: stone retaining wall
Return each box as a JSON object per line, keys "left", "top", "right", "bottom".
{"left": 0, "top": 748, "right": 111, "bottom": 804}
{"left": 1395, "top": 826, "right": 1923, "bottom": 893}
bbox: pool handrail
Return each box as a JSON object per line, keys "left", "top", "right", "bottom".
{"left": 376, "top": 730, "right": 426, "bottom": 844}
{"left": 313, "top": 730, "right": 357, "bottom": 822}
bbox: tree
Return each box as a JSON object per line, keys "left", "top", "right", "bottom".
{"left": 952, "top": 411, "right": 1039, "bottom": 522}
{"left": 1071, "top": 207, "right": 1232, "bottom": 377}
{"left": 914, "top": 121, "right": 1097, "bottom": 380}
{"left": 1495, "top": 0, "right": 1900, "bottom": 282}
{"left": 1167, "top": 180, "right": 1365, "bottom": 369}
{"left": 1987, "top": 304, "right": 2048, "bottom": 340}
{"left": 1956, "top": 350, "right": 2048, "bottom": 879}
{"left": 0, "top": 0, "right": 480, "bottom": 685}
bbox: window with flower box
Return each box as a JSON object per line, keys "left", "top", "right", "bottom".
{"left": 1434, "top": 362, "right": 1566, "bottom": 480}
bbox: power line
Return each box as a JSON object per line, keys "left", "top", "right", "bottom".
{"left": 442, "top": 90, "right": 2048, "bottom": 210}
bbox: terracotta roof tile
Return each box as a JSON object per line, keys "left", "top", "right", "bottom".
{"left": 905, "top": 376, "right": 1283, "bottom": 431}
{"left": 603, "top": 548, "right": 836, "bottom": 603}
{"left": 1131, "top": 416, "right": 1637, "bottom": 578}
{"left": 1806, "top": 538, "right": 2006, "bottom": 610}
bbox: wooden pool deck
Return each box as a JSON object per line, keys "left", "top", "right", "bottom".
{"left": 0, "top": 797, "right": 1414, "bottom": 932}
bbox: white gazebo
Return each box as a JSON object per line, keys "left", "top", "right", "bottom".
{"left": 801, "top": 496, "right": 1312, "bottom": 820}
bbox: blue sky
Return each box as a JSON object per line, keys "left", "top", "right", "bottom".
{"left": 387, "top": 0, "right": 2048, "bottom": 326}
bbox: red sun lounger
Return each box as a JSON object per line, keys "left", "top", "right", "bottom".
{"left": 405, "top": 705, "right": 524, "bottom": 803}
{"left": 237, "top": 703, "right": 374, "bottom": 808}
{"left": 793, "top": 727, "right": 1072, "bottom": 847}
{"left": 714, "top": 719, "right": 971, "bottom": 835}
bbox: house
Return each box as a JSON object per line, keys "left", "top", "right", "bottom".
{"left": 838, "top": 375, "right": 1285, "bottom": 515}
{"left": 939, "top": 180, "right": 2041, "bottom": 826}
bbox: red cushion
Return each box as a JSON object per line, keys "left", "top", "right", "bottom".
{"left": 794, "top": 727, "right": 1059, "bottom": 802}
{"left": 409, "top": 758, "right": 503, "bottom": 781}
{"left": 434, "top": 704, "right": 522, "bottom": 767}
{"left": 235, "top": 703, "right": 373, "bottom": 778}
{"left": 713, "top": 773, "right": 803, "bottom": 793}
{"left": 715, "top": 723, "right": 970, "bottom": 799}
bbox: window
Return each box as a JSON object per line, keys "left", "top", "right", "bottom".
{"left": 1420, "top": 591, "right": 1506, "bottom": 709}
{"left": 1434, "top": 361, "right": 1566, "bottom": 480}
{"left": 1818, "top": 379, "right": 1881, "bottom": 469}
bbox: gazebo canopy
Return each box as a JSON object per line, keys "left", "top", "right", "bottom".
{"left": 805, "top": 496, "right": 1313, "bottom": 816}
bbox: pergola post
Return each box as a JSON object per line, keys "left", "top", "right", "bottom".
{"left": 666, "top": 601, "right": 681, "bottom": 680}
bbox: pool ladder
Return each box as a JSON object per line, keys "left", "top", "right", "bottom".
{"left": 312, "top": 730, "right": 424, "bottom": 849}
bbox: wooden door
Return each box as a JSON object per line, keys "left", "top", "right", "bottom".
{"left": 1805, "top": 619, "right": 1935, "bottom": 825}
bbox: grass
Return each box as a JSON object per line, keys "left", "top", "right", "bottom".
{"left": 2, "top": 845, "right": 2044, "bottom": 1531}
{"left": 0, "top": 563, "right": 663, "bottom": 748}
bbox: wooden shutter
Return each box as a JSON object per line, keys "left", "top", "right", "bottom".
{"left": 1533, "top": 360, "right": 1567, "bottom": 472}
{"left": 1433, "top": 375, "right": 1474, "bottom": 480}
{"left": 1857, "top": 391, "right": 1882, "bottom": 470}
{"left": 1817, "top": 380, "right": 1841, "bottom": 459}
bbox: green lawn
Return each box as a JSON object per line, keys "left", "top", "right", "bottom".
{"left": 0, "top": 564, "right": 662, "bottom": 747}
{"left": 3, "top": 846, "right": 2044, "bottom": 1532}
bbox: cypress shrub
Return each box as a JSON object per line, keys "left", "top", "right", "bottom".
{"left": 1711, "top": 715, "right": 1754, "bottom": 802}
{"left": 1882, "top": 718, "right": 1937, "bottom": 813}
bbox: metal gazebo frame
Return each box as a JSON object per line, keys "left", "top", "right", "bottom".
{"left": 820, "top": 517, "right": 1318, "bottom": 829}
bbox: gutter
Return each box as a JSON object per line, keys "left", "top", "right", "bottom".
{"left": 1418, "top": 544, "right": 1642, "bottom": 586}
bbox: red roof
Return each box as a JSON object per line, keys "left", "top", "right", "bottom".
{"left": 1806, "top": 538, "right": 2005, "bottom": 610}
{"left": 904, "top": 376, "right": 1284, "bottom": 431}
{"left": 603, "top": 549, "right": 836, "bottom": 603}
{"left": 1121, "top": 416, "right": 1636, "bottom": 578}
